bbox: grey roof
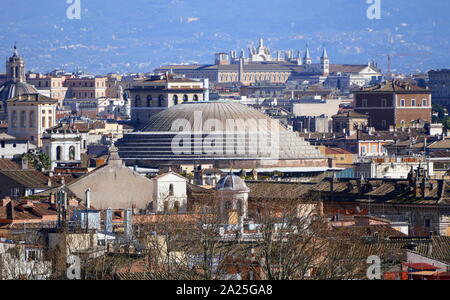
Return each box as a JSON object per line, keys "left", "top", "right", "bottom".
{"left": 118, "top": 101, "right": 325, "bottom": 161}
{"left": 7, "top": 93, "right": 58, "bottom": 104}
{"left": 0, "top": 81, "right": 38, "bottom": 103}
{"left": 216, "top": 174, "right": 249, "bottom": 192}
{"left": 140, "top": 101, "right": 286, "bottom": 132}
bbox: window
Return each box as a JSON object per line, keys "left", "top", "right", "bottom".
{"left": 411, "top": 99, "right": 416, "bottom": 107}
{"left": 381, "top": 120, "right": 387, "bottom": 129}
{"left": 173, "top": 95, "right": 179, "bottom": 106}
{"left": 56, "top": 146, "right": 62, "bottom": 161}
{"left": 11, "top": 111, "right": 17, "bottom": 128}
{"left": 371, "top": 145, "right": 377, "bottom": 153}
{"left": 425, "top": 219, "right": 432, "bottom": 228}
{"left": 183, "top": 95, "right": 188, "bottom": 102}
{"left": 20, "top": 111, "right": 26, "bottom": 128}
{"left": 361, "top": 146, "right": 367, "bottom": 154}
{"left": 169, "top": 184, "right": 174, "bottom": 196}
{"left": 29, "top": 111, "right": 35, "bottom": 128}
{"left": 26, "top": 250, "right": 38, "bottom": 262}
{"left": 361, "top": 99, "right": 368, "bottom": 107}
{"left": 146, "top": 95, "right": 152, "bottom": 107}
{"left": 193, "top": 95, "right": 199, "bottom": 102}
{"left": 381, "top": 99, "right": 387, "bottom": 107}
{"left": 1, "top": 141, "right": 5, "bottom": 148}
{"left": 158, "top": 95, "right": 164, "bottom": 107}
{"left": 422, "top": 99, "right": 428, "bottom": 107}
{"left": 135, "top": 95, "right": 141, "bottom": 107}
{"left": 48, "top": 117, "right": 53, "bottom": 127}
{"left": 174, "top": 201, "right": 180, "bottom": 213}
{"left": 400, "top": 99, "right": 406, "bottom": 107}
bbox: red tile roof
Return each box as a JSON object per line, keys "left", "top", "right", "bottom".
{"left": 0, "top": 159, "right": 20, "bottom": 170}
{"left": 325, "top": 147, "right": 354, "bottom": 155}
{"left": 402, "top": 263, "right": 439, "bottom": 270}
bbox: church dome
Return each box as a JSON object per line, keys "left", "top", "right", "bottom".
{"left": 117, "top": 101, "right": 326, "bottom": 168}
{"left": 140, "top": 100, "right": 285, "bottom": 132}
{"left": 0, "top": 81, "right": 39, "bottom": 103}
{"left": 216, "top": 174, "right": 250, "bottom": 193}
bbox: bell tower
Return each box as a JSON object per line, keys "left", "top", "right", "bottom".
{"left": 6, "top": 45, "right": 25, "bottom": 83}
{"left": 320, "top": 46, "right": 330, "bottom": 76}
{"left": 303, "top": 45, "right": 312, "bottom": 65}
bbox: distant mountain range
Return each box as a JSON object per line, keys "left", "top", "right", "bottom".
{"left": 0, "top": 0, "right": 448, "bottom": 74}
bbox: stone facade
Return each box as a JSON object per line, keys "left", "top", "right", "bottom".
{"left": 7, "top": 94, "right": 58, "bottom": 147}
{"left": 428, "top": 69, "right": 450, "bottom": 105}
{"left": 354, "top": 81, "right": 432, "bottom": 130}
{"left": 42, "top": 129, "right": 82, "bottom": 170}
{"left": 66, "top": 147, "right": 154, "bottom": 210}
{"left": 151, "top": 172, "right": 187, "bottom": 213}
{"left": 127, "top": 74, "right": 206, "bottom": 124}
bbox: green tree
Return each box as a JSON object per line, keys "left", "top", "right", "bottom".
{"left": 22, "top": 152, "right": 51, "bottom": 171}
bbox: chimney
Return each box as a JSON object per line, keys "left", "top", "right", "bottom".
{"left": 85, "top": 188, "right": 91, "bottom": 209}
{"left": 49, "top": 193, "right": 56, "bottom": 205}
{"left": 105, "top": 208, "right": 113, "bottom": 233}
{"left": 0, "top": 197, "right": 11, "bottom": 207}
{"left": 7, "top": 200, "right": 14, "bottom": 220}
{"left": 124, "top": 208, "right": 133, "bottom": 239}
{"left": 22, "top": 158, "right": 28, "bottom": 170}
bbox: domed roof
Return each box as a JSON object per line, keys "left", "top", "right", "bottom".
{"left": 216, "top": 174, "right": 249, "bottom": 193}
{"left": 118, "top": 100, "right": 325, "bottom": 163}
{"left": 140, "top": 101, "right": 286, "bottom": 133}
{"left": 0, "top": 81, "right": 39, "bottom": 103}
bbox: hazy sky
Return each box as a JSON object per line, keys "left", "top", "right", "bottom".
{"left": 0, "top": 0, "right": 448, "bottom": 74}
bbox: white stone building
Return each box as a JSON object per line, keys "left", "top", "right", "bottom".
{"left": 42, "top": 129, "right": 82, "bottom": 170}
{"left": 0, "top": 132, "right": 35, "bottom": 159}
{"left": 7, "top": 93, "right": 58, "bottom": 147}
{"left": 151, "top": 171, "right": 188, "bottom": 213}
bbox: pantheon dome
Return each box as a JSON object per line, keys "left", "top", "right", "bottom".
{"left": 117, "top": 101, "right": 328, "bottom": 169}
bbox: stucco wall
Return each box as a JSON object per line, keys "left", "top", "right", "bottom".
{"left": 67, "top": 163, "right": 153, "bottom": 210}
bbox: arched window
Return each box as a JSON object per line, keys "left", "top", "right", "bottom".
{"left": 169, "top": 184, "right": 174, "bottom": 196}
{"left": 163, "top": 201, "right": 169, "bottom": 212}
{"left": 146, "top": 95, "right": 152, "bottom": 107}
{"left": 69, "top": 146, "right": 76, "bottom": 161}
{"left": 11, "top": 111, "right": 17, "bottom": 128}
{"left": 183, "top": 95, "right": 188, "bottom": 102}
{"left": 56, "top": 146, "right": 62, "bottom": 161}
{"left": 20, "top": 111, "right": 26, "bottom": 128}
{"left": 237, "top": 200, "right": 242, "bottom": 214}
{"left": 29, "top": 111, "right": 35, "bottom": 128}
{"left": 173, "top": 95, "right": 179, "bottom": 106}
{"left": 193, "top": 95, "right": 199, "bottom": 102}
{"left": 135, "top": 95, "right": 141, "bottom": 107}
{"left": 158, "top": 95, "right": 164, "bottom": 107}
{"left": 174, "top": 201, "right": 180, "bottom": 213}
